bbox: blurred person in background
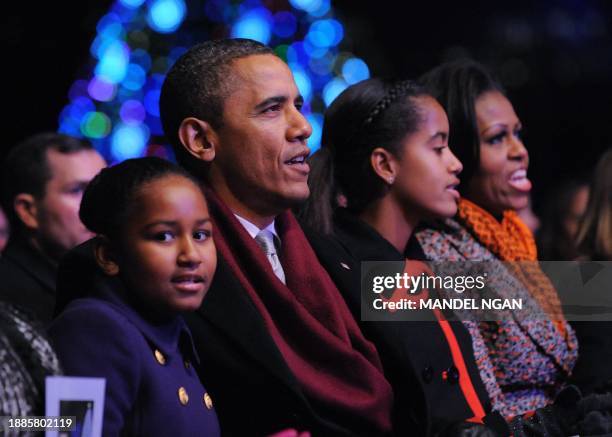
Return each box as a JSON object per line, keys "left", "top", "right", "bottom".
{"left": 0, "top": 206, "right": 9, "bottom": 254}
{"left": 575, "top": 148, "right": 612, "bottom": 262}
{"left": 537, "top": 179, "right": 589, "bottom": 260}
{"left": 570, "top": 148, "right": 612, "bottom": 394}
{"left": 0, "top": 133, "right": 105, "bottom": 323}
{"left": 0, "top": 301, "right": 62, "bottom": 433}
{"left": 516, "top": 194, "right": 540, "bottom": 234}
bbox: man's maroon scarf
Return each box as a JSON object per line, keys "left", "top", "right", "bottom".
{"left": 205, "top": 188, "right": 393, "bottom": 433}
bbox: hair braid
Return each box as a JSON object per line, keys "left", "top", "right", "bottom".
{"left": 364, "top": 80, "right": 418, "bottom": 126}
{"left": 300, "top": 77, "right": 429, "bottom": 228}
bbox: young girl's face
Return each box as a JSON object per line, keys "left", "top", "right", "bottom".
{"left": 390, "top": 95, "right": 463, "bottom": 219}
{"left": 117, "top": 175, "right": 217, "bottom": 314}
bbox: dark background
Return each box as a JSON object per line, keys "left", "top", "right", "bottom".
{"left": 3, "top": 0, "right": 612, "bottom": 209}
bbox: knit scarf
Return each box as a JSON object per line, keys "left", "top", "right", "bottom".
{"left": 457, "top": 198, "right": 569, "bottom": 327}
{"left": 205, "top": 189, "right": 393, "bottom": 434}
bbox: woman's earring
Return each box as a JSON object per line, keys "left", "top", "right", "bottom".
{"left": 387, "top": 176, "right": 395, "bottom": 185}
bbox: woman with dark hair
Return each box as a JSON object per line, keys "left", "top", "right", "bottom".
{"left": 415, "top": 60, "right": 578, "bottom": 419}
{"left": 301, "top": 78, "right": 509, "bottom": 436}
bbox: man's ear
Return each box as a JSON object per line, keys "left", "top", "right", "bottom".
{"left": 370, "top": 147, "right": 399, "bottom": 185}
{"left": 94, "top": 236, "right": 120, "bottom": 276}
{"left": 177, "top": 117, "right": 218, "bottom": 163}
{"left": 13, "top": 193, "right": 39, "bottom": 230}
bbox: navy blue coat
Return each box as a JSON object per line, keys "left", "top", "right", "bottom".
{"left": 49, "top": 271, "right": 220, "bottom": 437}
{"left": 54, "top": 241, "right": 361, "bottom": 437}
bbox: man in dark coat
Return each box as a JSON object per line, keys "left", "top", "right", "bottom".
{"left": 53, "top": 39, "right": 394, "bottom": 436}
{"left": 0, "top": 133, "right": 105, "bottom": 323}
{"left": 152, "top": 37, "right": 396, "bottom": 437}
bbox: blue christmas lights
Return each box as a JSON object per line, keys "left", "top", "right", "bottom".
{"left": 59, "top": 0, "right": 370, "bottom": 161}
{"left": 231, "top": 8, "right": 273, "bottom": 44}
{"left": 342, "top": 57, "right": 370, "bottom": 85}
{"left": 147, "top": 0, "right": 186, "bottom": 33}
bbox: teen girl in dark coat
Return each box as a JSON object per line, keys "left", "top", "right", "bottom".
{"left": 300, "top": 78, "right": 506, "bottom": 436}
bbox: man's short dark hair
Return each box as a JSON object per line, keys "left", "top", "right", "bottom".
{"left": 159, "top": 38, "right": 274, "bottom": 172}
{"left": 0, "top": 132, "right": 94, "bottom": 228}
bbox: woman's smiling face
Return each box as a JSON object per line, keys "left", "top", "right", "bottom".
{"left": 466, "top": 91, "right": 531, "bottom": 217}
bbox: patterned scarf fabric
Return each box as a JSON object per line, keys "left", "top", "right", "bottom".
{"left": 457, "top": 198, "right": 565, "bottom": 322}
{"left": 0, "top": 302, "right": 62, "bottom": 434}
{"left": 416, "top": 200, "right": 578, "bottom": 417}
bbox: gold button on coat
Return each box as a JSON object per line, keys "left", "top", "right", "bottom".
{"left": 203, "top": 393, "right": 213, "bottom": 410}
{"left": 178, "top": 387, "right": 189, "bottom": 405}
{"left": 154, "top": 349, "right": 166, "bottom": 365}
{"left": 184, "top": 360, "right": 191, "bottom": 369}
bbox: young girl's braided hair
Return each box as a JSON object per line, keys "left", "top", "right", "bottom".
{"left": 299, "top": 78, "right": 430, "bottom": 233}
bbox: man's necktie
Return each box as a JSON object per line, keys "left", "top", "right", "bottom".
{"left": 254, "top": 230, "right": 286, "bottom": 284}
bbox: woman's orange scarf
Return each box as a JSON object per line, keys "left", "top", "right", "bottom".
{"left": 457, "top": 198, "right": 569, "bottom": 330}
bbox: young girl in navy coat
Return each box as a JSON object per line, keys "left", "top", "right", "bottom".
{"left": 50, "top": 157, "right": 220, "bottom": 436}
